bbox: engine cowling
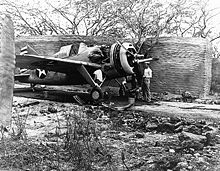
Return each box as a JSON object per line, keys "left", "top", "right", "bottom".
{"left": 104, "top": 42, "right": 136, "bottom": 78}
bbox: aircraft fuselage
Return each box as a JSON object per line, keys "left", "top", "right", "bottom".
{"left": 16, "top": 70, "right": 89, "bottom": 85}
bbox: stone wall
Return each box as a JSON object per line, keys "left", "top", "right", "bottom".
{"left": 0, "top": 15, "right": 15, "bottom": 127}
{"left": 140, "top": 37, "right": 213, "bottom": 98}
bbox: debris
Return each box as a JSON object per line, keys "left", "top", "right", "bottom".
{"left": 169, "top": 149, "right": 175, "bottom": 153}
{"left": 22, "top": 101, "right": 40, "bottom": 107}
{"left": 73, "top": 95, "right": 85, "bottom": 105}
{"left": 135, "top": 132, "right": 144, "bottom": 138}
{"left": 182, "top": 91, "right": 196, "bottom": 102}
{"left": 115, "top": 103, "right": 134, "bottom": 111}
{"left": 47, "top": 106, "right": 57, "bottom": 113}
{"left": 160, "top": 91, "right": 182, "bottom": 101}
{"left": 9, "top": 95, "right": 220, "bottom": 170}
{"left": 179, "top": 131, "right": 206, "bottom": 143}
{"left": 204, "top": 126, "right": 219, "bottom": 145}
{"left": 179, "top": 131, "right": 206, "bottom": 150}
{"left": 101, "top": 103, "right": 118, "bottom": 111}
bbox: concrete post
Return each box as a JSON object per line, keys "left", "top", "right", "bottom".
{"left": 0, "top": 15, "right": 15, "bottom": 127}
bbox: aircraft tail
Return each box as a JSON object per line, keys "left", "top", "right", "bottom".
{"left": 20, "top": 45, "right": 38, "bottom": 55}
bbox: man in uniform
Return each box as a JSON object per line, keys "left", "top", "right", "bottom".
{"left": 142, "top": 62, "right": 152, "bottom": 102}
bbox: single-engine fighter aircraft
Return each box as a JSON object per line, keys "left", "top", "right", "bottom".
{"left": 15, "top": 41, "right": 158, "bottom": 102}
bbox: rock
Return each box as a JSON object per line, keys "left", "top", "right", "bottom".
{"left": 183, "top": 125, "right": 202, "bottom": 135}
{"left": 143, "top": 147, "right": 165, "bottom": 154}
{"left": 169, "top": 149, "right": 175, "bottom": 153}
{"left": 183, "top": 154, "right": 193, "bottom": 162}
{"left": 188, "top": 166, "right": 193, "bottom": 170}
{"left": 179, "top": 131, "right": 206, "bottom": 150}
{"left": 213, "top": 99, "right": 220, "bottom": 104}
{"left": 195, "top": 99, "right": 206, "bottom": 104}
{"left": 135, "top": 132, "right": 144, "bottom": 138}
{"left": 204, "top": 127, "right": 219, "bottom": 145}
{"left": 174, "top": 125, "right": 184, "bottom": 133}
{"left": 205, "top": 99, "right": 213, "bottom": 104}
{"left": 174, "top": 121, "right": 184, "bottom": 128}
{"left": 157, "top": 122, "right": 175, "bottom": 133}
{"left": 48, "top": 106, "right": 58, "bottom": 113}
{"left": 181, "top": 140, "right": 204, "bottom": 150}
{"left": 197, "top": 157, "right": 208, "bottom": 164}
{"left": 194, "top": 153, "right": 200, "bottom": 157}
{"left": 179, "top": 131, "right": 206, "bottom": 142}
{"left": 145, "top": 122, "right": 158, "bottom": 131}
{"left": 176, "top": 161, "right": 188, "bottom": 169}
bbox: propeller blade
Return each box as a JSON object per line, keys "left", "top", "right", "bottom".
{"left": 137, "top": 58, "right": 159, "bottom": 63}
{"left": 134, "top": 54, "right": 144, "bottom": 59}
{"left": 116, "top": 40, "right": 135, "bottom": 56}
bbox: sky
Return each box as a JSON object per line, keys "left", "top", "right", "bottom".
{"left": 207, "top": 0, "right": 220, "bottom": 48}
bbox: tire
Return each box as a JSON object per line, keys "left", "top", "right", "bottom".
{"left": 90, "top": 86, "right": 103, "bottom": 102}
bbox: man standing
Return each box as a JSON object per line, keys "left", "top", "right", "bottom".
{"left": 94, "top": 69, "right": 103, "bottom": 85}
{"left": 142, "top": 62, "right": 152, "bottom": 102}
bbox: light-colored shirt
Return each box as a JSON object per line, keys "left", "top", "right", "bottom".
{"left": 143, "top": 67, "right": 152, "bottom": 78}
{"left": 94, "top": 69, "right": 103, "bottom": 82}
{"left": 122, "top": 77, "right": 126, "bottom": 85}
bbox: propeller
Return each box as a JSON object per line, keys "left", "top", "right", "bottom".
{"left": 116, "top": 40, "right": 158, "bottom": 64}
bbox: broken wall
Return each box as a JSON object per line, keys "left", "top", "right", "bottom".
{"left": 140, "top": 37, "right": 213, "bottom": 98}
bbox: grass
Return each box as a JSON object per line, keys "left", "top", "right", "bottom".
{"left": 1, "top": 101, "right": 220, "bottom": 171}
{"left": 0, "top": 104, "right": 112, "bottom": 171}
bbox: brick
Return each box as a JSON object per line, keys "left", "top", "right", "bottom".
{"left": 140, "top": 37, "right": 212, "bottom": 98}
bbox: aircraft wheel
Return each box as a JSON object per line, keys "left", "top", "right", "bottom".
{"left": 90, "top": 86, "right": 103, "bottom": 101}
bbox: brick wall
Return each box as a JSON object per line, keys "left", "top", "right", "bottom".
{"left": 15, "top": 36, "right": 213, "bottom": 98}
{"left": 140, "top": 37, "right": 212, "bottom": 98}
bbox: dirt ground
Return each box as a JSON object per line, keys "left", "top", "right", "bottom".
{"left": 1, "top": 85, "right": 220, "bottom": 170}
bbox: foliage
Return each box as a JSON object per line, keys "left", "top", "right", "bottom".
{"left": 1, "top": 101, "right": 220, "bottom": 170}
{"left": 0, "top": 106, "right": 112, "bottom": 170}
{"left": 0, "top": 0, "right": 220, "bottom": 42}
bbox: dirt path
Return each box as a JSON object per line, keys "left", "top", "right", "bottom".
{"left": 132, "top": 101, "right": 220, "bottom": 121}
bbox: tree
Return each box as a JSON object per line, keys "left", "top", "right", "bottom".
{"left": 1, "top": 0, "right": 220, "bottom": 44}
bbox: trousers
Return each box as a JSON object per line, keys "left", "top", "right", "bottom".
{"left": 142, "top": 77, "right": 151, "bottom": 102}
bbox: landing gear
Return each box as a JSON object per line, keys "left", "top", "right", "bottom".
{"left": 119, "top": 84, "right": 127, "bottom": 97}
{"left": 90, "top": 86, "right": 103, "bottom": 102}
{"left": 76, "top": 65, "right": 104, "bottom": 103}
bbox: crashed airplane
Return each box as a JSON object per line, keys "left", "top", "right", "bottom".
{"left": 15, "top": 41, "right": 158, "bottom": 102}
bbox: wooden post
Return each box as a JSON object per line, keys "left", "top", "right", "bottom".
{"left": 0, "top": 15, "right": 15, "bottom": 127}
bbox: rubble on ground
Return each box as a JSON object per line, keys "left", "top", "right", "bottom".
{"left": 1, "top": 97, "right": 220, "bottom": 170}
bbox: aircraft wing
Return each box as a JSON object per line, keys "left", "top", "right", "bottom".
{"left": 16, "top": 54, "right": 101, "bottom": 74}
